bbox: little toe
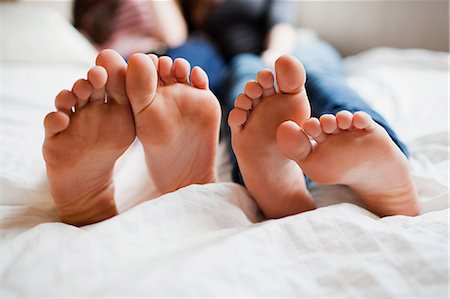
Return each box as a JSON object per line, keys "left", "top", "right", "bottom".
{"left": 319, "top": 114, "right": 338, "bottom": 134}
{"left": 234, "top": 94, "right": 253, "bottom": 110}
{"left": 353, "top": 111, "right": 375, "bottom": 131}
{"left": 228, "top": 108, "right": 248, "bottom": 129}
{"left": 55, "top": 90, "right": 77, "bottom": 115}
{"left": 336, "top": 110, "right": 354, "bottom": 130}
{"left": 44, "top": 111, "right": 70, "bottom": 137}
{"left": 72, "top": 79, "right": 92, "bottom": 109}
{"left": 158, "top": 56, "right": 176, "bottom": 85}
{"left": 275, "top": 55, "right": 306, "bottom": 94}
{"left": 303, "top": 118, "right": 326, "bottom": 143}
{"left": 126, "top": 53, "right": 158, "bottom": 116}
{"left": 277, "top": 120, "right": 313, "bottom": 162}
{"left": 190, "top": 66, "right": 209, "bottom": 90}
{"left": 173, "top": 58, "right": 191, "bottom": 84}
{"left": 87, "top": 66, "right": 107, "bottom": 102}
{"left": 256, "top": 69, "right": 276, "bottom": 97}
{"left": 96, "top": 49, "right": 128, "bottom": 104}
{"left": 244, "top": 80, "right": 263, "bottom": 100}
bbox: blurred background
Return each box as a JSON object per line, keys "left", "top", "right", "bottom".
{"left": 8, "top": 0, "right": 449, "bottom": 56}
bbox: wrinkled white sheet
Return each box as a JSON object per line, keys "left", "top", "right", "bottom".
{"left": 1, "top": 4, "right": 449, "bottom": 298}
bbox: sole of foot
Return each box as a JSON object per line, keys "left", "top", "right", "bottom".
{"left": 228, "top": 55, "right": 315, "bottom": 219}
{"left": 43, "top": 49, "right": 135, "bottom": 226}
{"left": 126, "top": 54, "right": 221, "bottom": 194}
{"left": 277, "top": 111, "right": 419, "bottom": 216}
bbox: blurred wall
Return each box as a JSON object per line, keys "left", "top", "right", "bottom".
{"left": 295, "top": 0, "right": 449, "bottom": 56}
{"left": 12, "top": 0, "right": 74, "bottom": 20}
{"left": 12, "top": 0, "right": 450, "bottom": 56}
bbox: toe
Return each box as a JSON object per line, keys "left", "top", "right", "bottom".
{"left": 275, "top": 55, "right": 306, "bottom": 94}
{"left": 320, "top": 114, "right": 338, "bottom": 134}
{"left": 303, "top": 118, "right": 326, "bottom": 143}
{"left": 87, "top": 66, "right": 107, "bottom": 102}
{"left": 336, "top": 110, "right": 353, "bottom": 130}
{"left": 228, "top": 108, "right": 248, "bottom": 129}
{"left": 234, "top": 94, "right": 253, "bottom": 110}
{"left": 158, "top": 56, "right": 176, "bottom": 85}
{"left": 244, "top": 80, "right": 263, "bottom": 99}
{"left": 44, "top": 111, "right": 70, "bottom": 137}
{"left": 256, "top": 69, "right": 274, "bottom": 89}
{"left": 72, "top": 79, "right": 92, "bottom": 109}
{"left": 55, "top": 90, "right": 77, "bottom": 115}
{"left": 190, "top": 66, "right": 209, "bottom": 90}
{"left": 148, "top": 53, "right": 159, "bottom": 67}
{"left": 95, "top": 49, "right": 128, "bottom": 104}
{"left": 173, "top": 58, "right": 191, "bottom": 84}
{"left": 256, "top": 69, "right": 276, "bottom": 97}
{"left": 277, "top": 120, "right": 313, "bottom": 162}
{"left": 87, "top": 66, "right": 108, "bottom": 89}
{"left": 353, "top": 111, "right": 374, "bottom": 131}
{"left": 126, "top": 53, "right": 158, "bottom": 116}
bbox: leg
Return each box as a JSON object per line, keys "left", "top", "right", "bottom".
{"left": 228, "top": 55, "right": 314, "bottom": 219}
{"left": 292, "top": 37, "right": 409, "bottom": 156}
{"left": 126, "top": 53, "right": 221, "bottom": 194}
{"left": 43, "top": 50, "right": 135, "bottom": 226}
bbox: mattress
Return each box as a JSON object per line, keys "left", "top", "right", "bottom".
{"left": 1, "top": 4, "right": 449, "bottom": 298}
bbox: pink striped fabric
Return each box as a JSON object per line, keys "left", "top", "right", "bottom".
{"left": 97, "top": 0, "right": 157, "bottom": 57}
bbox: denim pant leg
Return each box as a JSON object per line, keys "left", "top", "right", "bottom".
{"left": 164, "top": 37, "right": 227, "bottom": 99}
{"left": 224, "top": 54, "right": 267, "bottom": 185}
{"left": 292, "top": 38, "right": 409, "bottom": 157}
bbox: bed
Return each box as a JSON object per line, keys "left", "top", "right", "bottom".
{"left": 1, "top": 4, "right": 448, "bottom": 298}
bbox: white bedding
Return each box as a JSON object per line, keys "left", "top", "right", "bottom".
{"left": 1, "top": 4, "right": 449, "bottom": 298}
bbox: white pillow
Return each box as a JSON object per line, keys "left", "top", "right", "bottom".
{"left": 2, "top": 2, "right": 97, "bottom": 65}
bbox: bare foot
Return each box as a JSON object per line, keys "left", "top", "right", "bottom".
{"left": 277, "top": 111, "right": 419, "bottom": 216}
{"left": 43, "top": 50, "right": 135, "bottom": 226}
{"left": 228, "top": 55, "right": 315, "bottom": 219}
{"left": 126, "top": 54, "right": 221, "bottom": 194}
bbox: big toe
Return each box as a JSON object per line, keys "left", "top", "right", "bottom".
{"left": 126, "top": 53, "right": 158, "bottom": 116}
{"left": 275, "top": 55, "right": 306, "bottom": 94}
{"left": 96, "top": 49, "right": 128, "bottom": 104}
{"left": 277, "top": 120, "right": 312, "bottom": 162}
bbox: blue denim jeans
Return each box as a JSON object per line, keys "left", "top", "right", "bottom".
{"left": 224, "top": 39, "right": 409, "bottom": 186}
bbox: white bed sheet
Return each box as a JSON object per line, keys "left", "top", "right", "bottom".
{"left": 1, "top": 4, "right": 449, "bottom": 298}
